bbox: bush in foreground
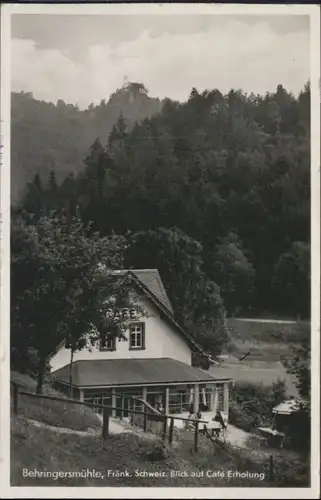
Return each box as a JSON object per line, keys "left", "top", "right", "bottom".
{"left": 229, "top": 380, "right": 287, "bottom": 432}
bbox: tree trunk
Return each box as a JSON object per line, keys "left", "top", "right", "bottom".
{"left": 69, "top": 348, "right": 74, "bottom": 397}
{"left": 36, "top": 357, "right": 46, "bottom": 394}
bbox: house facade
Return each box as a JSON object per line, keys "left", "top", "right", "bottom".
{"left": 50, "top": 269, "right": 232, "bottom": 419}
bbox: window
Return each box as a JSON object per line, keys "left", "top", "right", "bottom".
{"left": 129, "top": 323, "right": 145, "bottom": 350}
{"left": 99, "top": 336, "right": 116, "bottom": 351}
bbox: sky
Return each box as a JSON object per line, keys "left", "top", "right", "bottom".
{"left": 11, "top": 14, "right": 310, "bottom": 109}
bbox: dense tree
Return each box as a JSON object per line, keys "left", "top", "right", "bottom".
{"left": 281, "top": 324, "right": 311, "bottom": 452}
{"left": 284, "top": 325, "right": 310, "bottom": 400}
{"left": 11, "top": 86, "right": 163, "bottom": 202}
{"left": 272, "top": 241, "right": 310, "bottom": 318}
{"left": 11, "top": 212, "right": 143, "bottom": 393}
{"left": 211, "top": 232, "right": 256, "bottom": 315}
{"left": 123, "top": 227, "right": 228, "bottom": 357}
{"left": 16, "top": 82, "right": 310, "bottom": 320}
{"left": 22, "top": 173, "right": 45, "bottom": 217}
{"left": 230, "top": 380, "right": 287, "bottom": 431}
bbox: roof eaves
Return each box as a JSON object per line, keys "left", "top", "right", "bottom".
{"left": 75, "top": 376, "right": 233, "bottom": 389}
{"left": 52, "top": 377, "right": 78, "bottom": 389}
{"left": 153, "top": 269, "right": 174, "bottom": 314}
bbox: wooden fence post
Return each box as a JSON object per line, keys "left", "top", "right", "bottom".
{"left": 162, "top": 416, "right": 167, "bottom": 441}
{"left": 120, "top": 395, "right": 125, "bottom": 420}
{"left": 102, "top": 407, "right": 110, "bottom": 441}
{"left": 143, "top": 410, "right": 148, "bottom": 432}
{"left": 169, "top": 417, "right": 174, "bottom": 445}
{"left": 130, "top": 398, "right": 135, "bottom": 425}
{"left": 269, "top": 455, "right": 274, "bottom": 482}
{"left": 13, "top": 383, "right": 19, "bottom": 415}
{"left": 194, "top": 421, "right": 199, "bottom": 453}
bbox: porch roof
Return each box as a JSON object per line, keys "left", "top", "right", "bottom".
{"left": 52, "top": 357, "right": 231, "bottom": 389}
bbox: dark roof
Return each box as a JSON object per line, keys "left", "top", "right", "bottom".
{"left": 52, "top": 358, "right": 231, "bottom": 388}
{"left": 132, "top": 269, "right": 174, "bottom": 314}
{"left": 113, "top": 269, "right": 173, "bottom": 314}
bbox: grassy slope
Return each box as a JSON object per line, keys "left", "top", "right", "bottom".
{"left": 211, "top": 364, "right": 298, "bottom": 396}
{"left": 11, "top": 371, "right": 101, "bottom": 431}
{"left": 11, "top": 416, "right": 269, "bottom": 487}
{"left": 11, "top": 416, "right": 309, "bottom": 488}
{"left": 10, "top": 373, "right": 266, "bottom": 487}
{"left": 10, "top": 372, "right": 309, "bottom": 488}
{"left": 213, "top": 319, "right": 311, "bottom": 396}
{"left": 226, "top": 318, "right": 310, "bottom": 362}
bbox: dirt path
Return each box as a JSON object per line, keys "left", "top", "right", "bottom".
{"left": 226, "top": 423, "right": 251, "bottom": 448}
{"left": 234, "top": 318, "right": 298, "bottom": 324}
{"left": 25, "top": 415, "right": 252, "bottom": 450}
{"left": 25, "top": 418, "right": 99, "bottom": 436}
{"left": 96, "top": 414, "right": 160, "bottom": 440}
{"left": 95, "top": 413, "right": 136, "bottom": 435}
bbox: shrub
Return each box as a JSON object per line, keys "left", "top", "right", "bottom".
{"left": 272, "top": 456, "right": 310, "bottom": 487}
{"left": 132, "top": 413, "right": 164, "bottom": 436}
{"left": 229, "top": 401, "right": 257, "bottom": 432}
{"left": 286, "top": 403, "right": 310, "bottom": 452}
{"left": 143, "top": 440, "right": 169, "bottom": 462}
{"left": 229, "top": 380, "right": 287, "bottom": 432}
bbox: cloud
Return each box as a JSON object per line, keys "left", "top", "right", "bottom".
{"left": 11, "top": 18, "right": 309, "bottom": 108}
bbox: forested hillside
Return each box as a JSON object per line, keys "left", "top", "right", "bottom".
{"left": 13, "top": 82, "right": 310, "bottom": 324}
{"left": 11, "top": 82, "right": 162, "bottom": 201}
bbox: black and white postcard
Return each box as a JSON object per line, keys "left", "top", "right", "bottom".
{"left": 0, "top": 3, "right": 320, "bottom": 499}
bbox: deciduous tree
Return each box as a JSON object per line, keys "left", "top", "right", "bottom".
{"left": 11, "top": 212, "right": 142, "bottom": 393}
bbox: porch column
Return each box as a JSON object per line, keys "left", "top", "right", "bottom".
{"left": 201, "top": 387, "right": 207, "bottom": 407}
{"left": 223, "top": 382, "right": 229, "bottom": 420}
{"left": 213, "top": 386, "right": 219, "bottom": 413}
{"left": 79, "top": 389, "right": 84, "bottom": 402}
{"left": 164, "top": 387, "right": 169, "bottom": 414}
{"left": 111, "top": 388, "right": 116, "bottom": 418}
{"left": 209, "top": 386, "right": 215, "bottom": 411}
{"left": 142, "top": 386, "right": 147, "bottom": 402}
{"left": 193, "top": 384, "right": 199, "bottom": 413}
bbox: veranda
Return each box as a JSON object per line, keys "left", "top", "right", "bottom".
{"left": 82, "top": 381, "right": 231, "bottom": 420}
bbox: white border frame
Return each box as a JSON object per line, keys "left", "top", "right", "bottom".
{"left": 1, "top": 3, "right": 320, "bottom": 499}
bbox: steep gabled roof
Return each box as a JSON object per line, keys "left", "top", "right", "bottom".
{"left": 114, "top": 269, "right": 173, "bottom": 314}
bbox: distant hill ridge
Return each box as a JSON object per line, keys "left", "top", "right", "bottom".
{"left": 11, "top": 82, "right": 163, "bottom": 201}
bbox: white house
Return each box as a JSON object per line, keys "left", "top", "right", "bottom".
{"left": 50, "top": 269, "right": 232, "bottom": 418}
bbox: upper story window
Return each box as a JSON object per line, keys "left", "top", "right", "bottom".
{"left": 99, "top": 336, "right": 116, "bottom": 352}
{"left": 129, "top": 323, "right": 145, "bottom": 350}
